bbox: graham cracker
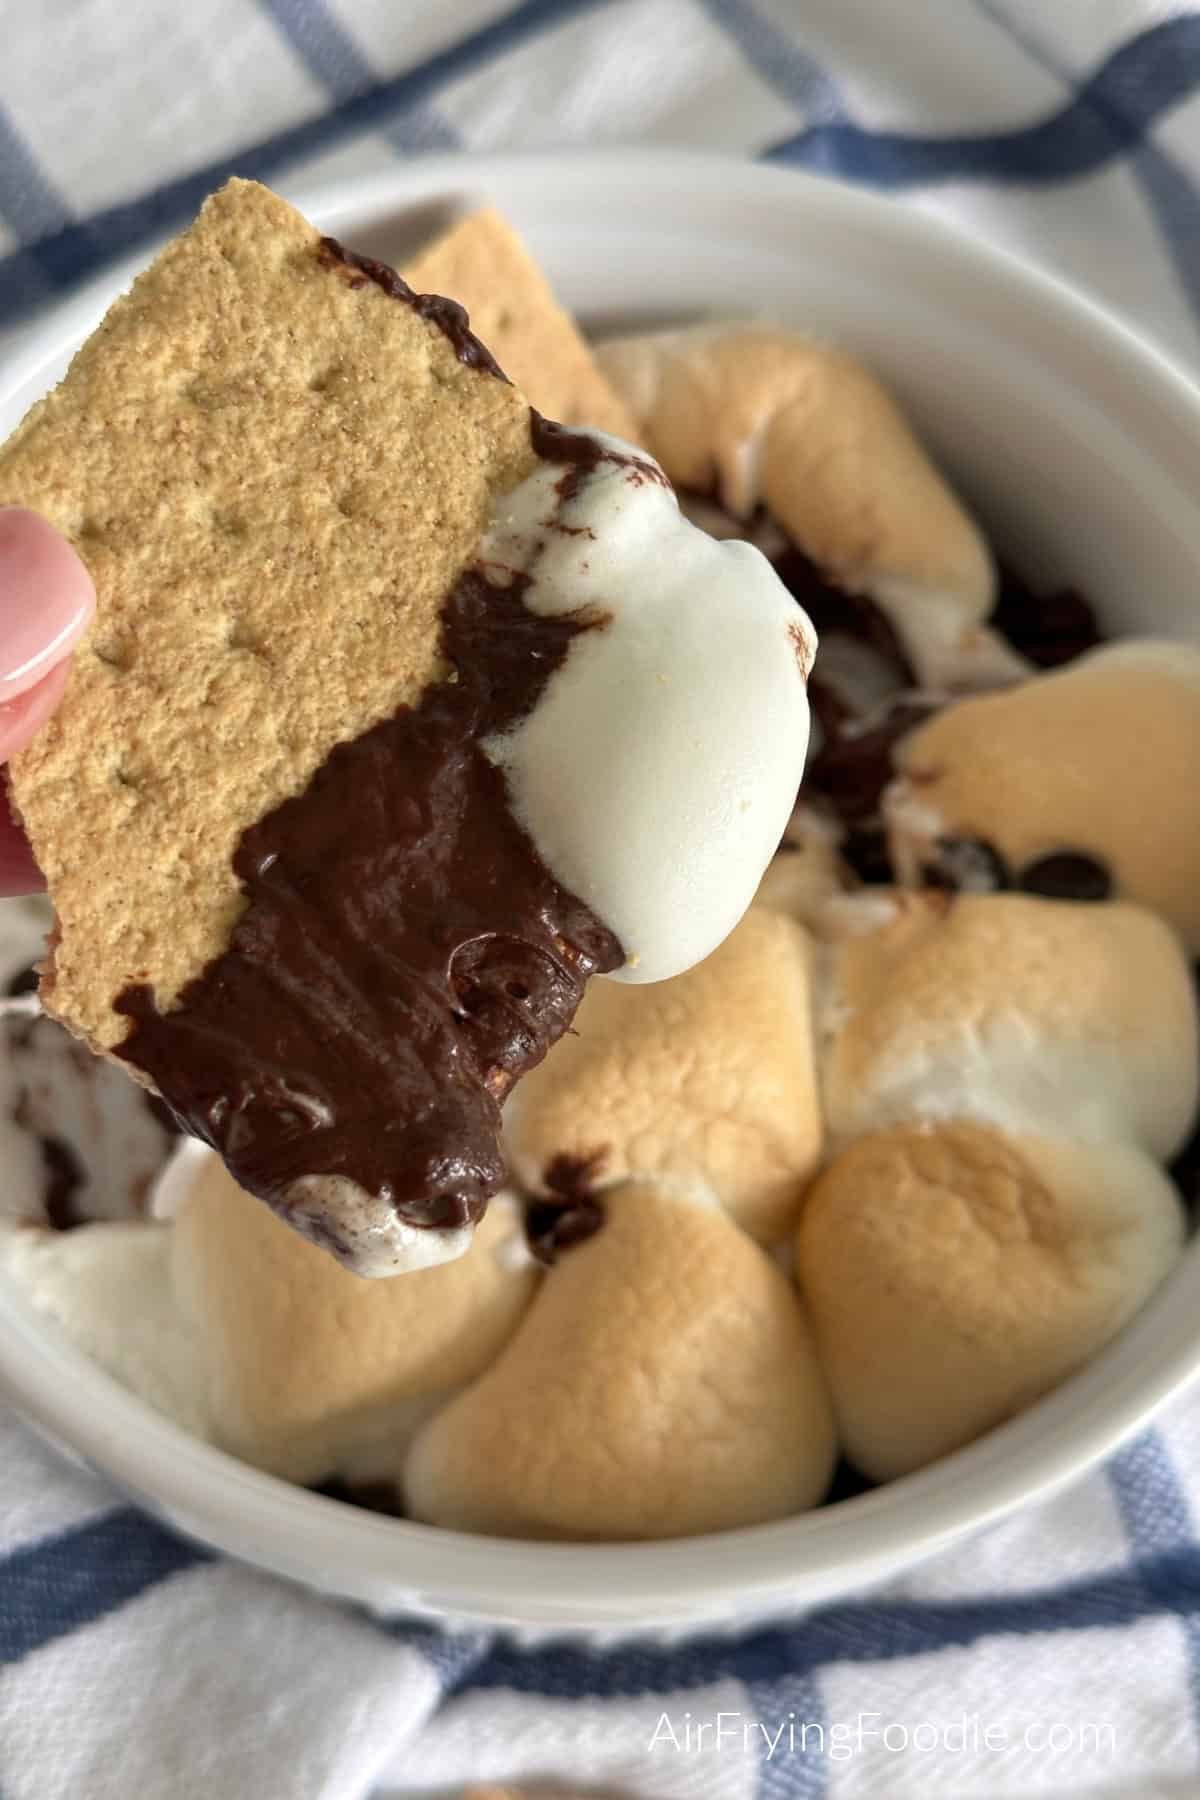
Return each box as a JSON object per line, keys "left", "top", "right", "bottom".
{"left": 0, "top": 178, "right": 537, "bottom": 1053}
{"left": 405, "top": 209, "right": 638, "bottom": 440}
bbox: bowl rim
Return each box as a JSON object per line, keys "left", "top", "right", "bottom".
{"left": 4, "top": 146, "right": 1200, "bottom": 1628}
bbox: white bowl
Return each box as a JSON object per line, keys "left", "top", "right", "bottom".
{"left": 3, "top": 149, "right": 1200, "bottom": 1637}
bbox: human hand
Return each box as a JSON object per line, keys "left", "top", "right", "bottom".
{"left": 0, "top": 508, "right": 95, "bottom": 895}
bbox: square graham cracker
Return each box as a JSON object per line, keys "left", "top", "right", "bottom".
{"left": 0, "top": 178, "right": 538, "bottom": 1054}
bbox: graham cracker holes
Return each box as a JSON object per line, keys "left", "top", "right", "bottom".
{"left": 309, "top": 362, "right": 345, "bottom": 395}
{"left": 92, "top": 642, "right": 130, "bottom": 673}
{"left": 224, "top": 618, "right": 267, "bottom": 658}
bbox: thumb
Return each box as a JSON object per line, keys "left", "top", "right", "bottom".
{"left": 0, "top": 508, "right": 94, "bottom": 761}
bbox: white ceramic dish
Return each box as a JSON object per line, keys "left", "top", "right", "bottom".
{"left": 3, "top": 149, "right": 1200, "bottom": 1637}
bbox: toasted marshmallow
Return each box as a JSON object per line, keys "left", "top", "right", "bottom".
{"left": 598, "top": 323, "right": 1017, "bottom": 690}
{"left": 483, "top": 430, "right": 814, "bottom": 985}
{"left": 505, "top": 909, "right": 822, "bottom": 1243}
{"left": 796, "top": 1120, "right": 1184, "bottom": 1480}
{"left": 821, "top": 891, "right": 1198, "bottom": 1162}
{"left": 168, "top": 1152, "right": 539, "bottom": 1482}
{"left": 752, "top": 809, "right": 850, "bottom": 926}
{"left": 1, "top": 1147, "right": 539, "bottom": 1482}
{"left": 884, "top": 640, "right": 1200, "bottom": 951}
{"left": 405, "top": 1176, "right": 835, "bottom": 1539}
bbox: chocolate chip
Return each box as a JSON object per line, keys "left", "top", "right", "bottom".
{"left": 922, "top": 836, "right": 1011, "bottom": 894}
{"left": 1019, "top": 851, "right": 1112, "bottom": 902}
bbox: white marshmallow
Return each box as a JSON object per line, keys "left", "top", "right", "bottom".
{"left": 482, "top": 433, "right": 814, "bottom": 984}
{"left": 283, "top": 1173, "right": 472, "bottom": 1278}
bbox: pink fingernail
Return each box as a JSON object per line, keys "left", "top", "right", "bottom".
{"left": 0, "top": 508, "right": 96, "bottom": 702}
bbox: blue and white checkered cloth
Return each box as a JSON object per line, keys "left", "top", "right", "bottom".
{"left": 3, "top": 3, "right": 1200, "bottom": 1794}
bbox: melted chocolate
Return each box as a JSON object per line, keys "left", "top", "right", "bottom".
{"left": 806, "top": 695, "right": 941, "bottom": 829}
{"left": 142, "top": 1089, "right": 183, "bottom": 1138}
{"left": 1019, "top": 850, "right": 1112, "bottom": 902}
{"left": 807, "top": 676, "right": 855, "bottom": 743}
{"left": 312, "top": 1474, "right": 406, "bottom": 1516}
{"left": 772, "top": 543, "right": 915, "bottom": 685}
{"left": 770, "top": 538, "right": 930, "bottom": 876}
{"left": 525, "top": 1197, "right": 606, "bottom": 1264}
{"left": 114, "top": 436, "right": 625, "bottom": 1248}
{"left": 40, "top": 1135, "right": 85, "bottom": 1232}
{"left": 525, "top": 1150, "right": 609, "bottom": 1265}
{"left": 1171, "top": 972, "right": 1200, "bottom": 1210}
{"left": 824, "top": 1457, "right": 878, "bottom": 1504}
{"left": 13, "top": 1065, "right": 87, "bottom": 1230}
{"left": 840, "top": 825, "right": 895, "bottom": 887}
{"left": 1170, "top": 1128, "right": 1200, "bottom": 1211}
{"left": 991, "top": 563, "right": 1101, "bottom": 669}
{"left": 530, "top": 414, "right": 669, "bottom": 499}
{"left": 317, "top": 237, "right": 507, "bottom": 380}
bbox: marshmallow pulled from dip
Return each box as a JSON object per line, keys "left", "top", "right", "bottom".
{"left": 484, "top": 423, "right": 815, "bottom": 984}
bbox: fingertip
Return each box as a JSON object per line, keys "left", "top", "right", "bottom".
{"left": 0, "top": 508, "right": 95, "bottom": 702}
{"left": 0, "top": 658, "right": 71, "bottom": 762}
{"left": 0, "top": 777, "right": 43, "bottom": 898}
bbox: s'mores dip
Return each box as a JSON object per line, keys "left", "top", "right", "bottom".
{"left": 0, "top": 191, "right": 1197, "bottom": 1542}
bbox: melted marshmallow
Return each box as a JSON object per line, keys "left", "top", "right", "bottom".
{"left": 483, "top": 433, "right": 815, "bottom": 984}
{"left": 0, "top": 1217, "right": 210, "bottom": 1436}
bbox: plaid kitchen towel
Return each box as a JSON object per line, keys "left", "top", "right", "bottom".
{"left": 3, "top": 3, "right": 1200, "bottom": 1795}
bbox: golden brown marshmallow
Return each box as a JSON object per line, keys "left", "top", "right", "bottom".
{"left": 598, "top": 322, "right": 1018, "bottom": 690}
{"left": 885, "top": 640, "right": 1200, "bottom": 950}
{"left": 170, "top": 1153, "right": 538, "bottom": 1483}
{"left": 405, "top": 1176, "right": 836, "bottom": 1538}
{"left": 796, "top": 1120, "right": 1185, "bottom": 1480}
{"left": 504, "top": 908, "right": 822, "bottom": 1244}
{"left": 752, "top": 809, "right": 851, "bottom": 926}
{"left": 821, "top": 890, "right": 1199, "bottom": 1163}
{"left": 404, "top": 209, "right": 639, "bottom": 440}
